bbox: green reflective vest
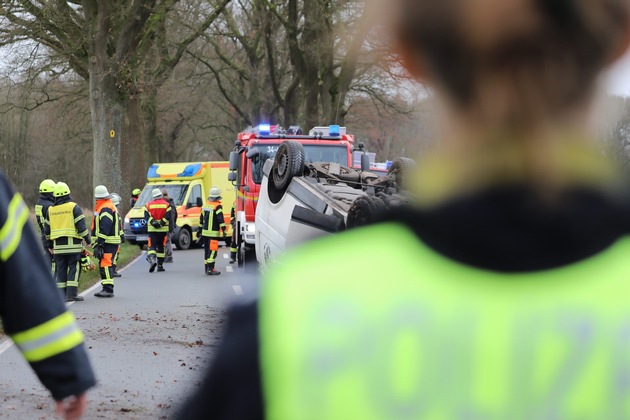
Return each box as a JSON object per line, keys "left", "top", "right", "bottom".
{"left": 261, "top": 222, "right": 630, "bottom": 420}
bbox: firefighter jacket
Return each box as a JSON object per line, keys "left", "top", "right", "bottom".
{"left": 199, "top": 200, "right": 225, "bottom": 237}
{"left": 230, "top": 200, "right": 236, "bottom": 229}
{"left": 34, "top": 193, "right": 54, "bottom": 238}
{"left": 44, "top": 195, "right": 90, "bottom": 254}
{"left": 165, "top": 197, "right": 178, "bottom": 233}
{"left": 0, "top": 171, "right": 96, "bottom": 400}
{"left": 144, "top": 198, "right": 171, "bottom": 233}
{"left": 91, "top": 199, "right": 121, "bottom": 246}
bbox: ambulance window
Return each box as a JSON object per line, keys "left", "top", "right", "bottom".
{"left": 189, "top": 184, "right": 202, "bottom": 207}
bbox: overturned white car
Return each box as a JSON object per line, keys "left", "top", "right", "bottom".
{"left": 255, "top": 140, "right": 414, "bottom": 270}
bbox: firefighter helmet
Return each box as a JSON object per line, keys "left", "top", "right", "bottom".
{"left": 53, "top": 182, "right": 70, "bottom": 197}
{"left": 39, "top": 179, "right": 56, "bottom": 194}
{"left": 132, "top": 188, "right": 142, "bottom": 196}
{"left": 208, "top": 186, "right": 222, "bottom": 200}
{"left": 151, "top": 188, "right": 163, "bottom": 199}
{"left": 95, "top": 185, "right": 110, "bottom": 199}
{"left": 111, "top": 193, "right": 121, "bottom": 206}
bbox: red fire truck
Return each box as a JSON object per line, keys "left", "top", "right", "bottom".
{"left": 228, "top": 124, "right": 364, "bottom": 266}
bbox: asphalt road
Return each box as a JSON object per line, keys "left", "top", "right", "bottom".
{"left": 0, "top": 244, "right": 260, "bottom": 419}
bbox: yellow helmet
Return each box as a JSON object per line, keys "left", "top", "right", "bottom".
{"left": 53, "top": 182, "right": 70, "bottom": 197}
{"left": 39, "top": 179, "right": 56, "bottom": 193}
{"left": 132, "top": 188, "right": 142, "bottom": 196}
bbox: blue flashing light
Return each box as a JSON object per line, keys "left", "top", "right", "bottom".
{"left": 178, "top": 163, "right": 202, "bottom": 177}
{"left": 259, "top": 124, "right": 271, "bottom": 135}
{"left": 386, "top": 160, "right": 393, "bottom": 169}
{"left": 329, "top": 125, "right": 340, "bottom": 136}
{"left": 147, "top": 165, "right": 159, "bottom": 178}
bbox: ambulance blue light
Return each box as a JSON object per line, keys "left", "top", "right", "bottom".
{"left": 179, "top": 163, "right": 202, "bottom": 177}
{"left": 147, "top": 165, "right": 159, "bottom": 178}
{"left": 329, "top": 125, "right": 340, "bottom": 136}
{"left": 259, "top": 124, "right": 271, "bottom": 135}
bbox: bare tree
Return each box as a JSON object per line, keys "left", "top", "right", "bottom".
{"left": 0, "top": 0, "right": 230, "bottom": 201}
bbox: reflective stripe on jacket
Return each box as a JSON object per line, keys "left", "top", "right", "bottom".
{"left": 260, "top": 222, "right": 630, "bottom": 419}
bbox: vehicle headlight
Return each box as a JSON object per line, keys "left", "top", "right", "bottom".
{"left": 125, "top": 217, "right": 130, "bottom": 224}
{"left": 246, "top": 223, "right": 256, "bottom": 233}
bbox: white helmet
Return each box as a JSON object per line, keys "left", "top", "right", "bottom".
{"left": 151, "top": 188, "right": 163, "bottom": 199}
{"left": 208, "top": 186, "right": 221, "bottom": 200}
{"left": 110, "top": 193, "right": 121, "bottom": 206}
{"left": 95, "top": 185, "right": 110, "bottom": 199}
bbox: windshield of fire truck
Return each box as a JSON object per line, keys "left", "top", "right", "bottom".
{"left": 250, "top": 144, "right": 349, "bottom": 184}
{"left": 135, "top": 184, "right": 189, "bottom": 208}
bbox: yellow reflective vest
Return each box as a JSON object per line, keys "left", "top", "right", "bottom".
{"left": 261, "top": 222, "right": 630, "bottom": 419}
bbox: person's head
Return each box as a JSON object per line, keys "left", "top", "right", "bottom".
{"left": 53, "top": 182, "right": 70, "bottom": 199}
{"left": 161, "top": 189, "right": 169, "bottom": 200}
{"left": 208, "top": 186, "right": 222, "bottom": 201}
{"left": 132, "top": 188, "right": 141, "bottom": 198}
{"left": 151, "top": 188, "right": 163, "bottom": 199}
{"left": 393, "top": 0, "right": 630, "bottom": 130}
{"left": 94, "top": 185, "right": 110, "bottom": 201}
{"left": 111, "top": 193, "right": 121, "bottom": 207}
{"left": 39, "top": 179, "right": 56, "bottom": 195}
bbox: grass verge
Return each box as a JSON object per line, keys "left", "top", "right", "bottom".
{"left": 79, "top": 243, "right": 143, "bottom": 292}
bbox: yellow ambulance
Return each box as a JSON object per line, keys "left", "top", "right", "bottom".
{"left": 124, "top": 162, "right": 235, "bottom": 249}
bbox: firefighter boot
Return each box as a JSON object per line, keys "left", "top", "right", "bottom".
{"left": 157, "top": 261, "right": 165, "bottom": 272}
{"left": 66, "top": 287, "right": 84, "bottom": 302}
{"left": 94, "top": 286, "right": 114, "bottom": 298}
{"left": 207, "top": 264, "right": 221, "bottom": 275}
{"left": 148, "top": 254, "right": 157, "bottom": 273}
{"left": 112, "top": 264, "right": 122, "bottom": 278}
{"left": 229, "top": 251, "right": 236, "bottom": 264}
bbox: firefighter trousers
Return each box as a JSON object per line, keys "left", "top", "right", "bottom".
{"left": 54, "top": 253, "right": 81, "bottom": 299}
{"left": 98, "top": 244, "right": 119, "bottom": 291}
{"left": 202, "top": 236, "right": 219, "bottom": 270}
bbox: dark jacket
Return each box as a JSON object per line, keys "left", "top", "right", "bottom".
{"left": 0, "top": 171, "right": 96, "bottom": 400}
{"left": 166, "top": 197, "right": 177, "bottom": 233}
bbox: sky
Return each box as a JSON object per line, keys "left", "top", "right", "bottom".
{"left": 604, "top": 49, "right": 630, "bottom": 96}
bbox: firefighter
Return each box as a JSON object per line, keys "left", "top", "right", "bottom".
{"left": 162, "top": 189, "right": 177, "bottom": 263}
{"left": 144, "top": 188, "right": 171, "bottom": 273}
{"left": 196, "top": 186, "right": 226, "bottom": 275}
{"left": 34, "top": 178, "right": 56, "bottom": 272}
{"left": 229, "top": 199, "right": 237, "bottom": 264}
{"left": 44, "top": 182, "right": 91, "bottom": 302}
{"left": 130, "top": 188, "right": 141, "bottom": 208}
{"left": 179, "top": 0, "right": 630, "bottom": 418}
{"left": 0, "top": 171, "right": 96, "bottom": 419}
{"left": 92, "top": 185, "right": 121, "bottom": 298}
{"left": 110, "top": 192, "right": 124, "bottom": 277}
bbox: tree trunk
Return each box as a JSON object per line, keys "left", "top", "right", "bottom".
{"left": 121, "top": 96, "right": 146, "bottom": 214}
{"left": 87, "top": 62, "right": 124, "bottom": 199}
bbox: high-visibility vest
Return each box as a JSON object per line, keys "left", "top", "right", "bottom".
{"left": 201, "top": 201, "right": 223, "bottom": 237}
{"left": 260, "top": 222, "right": 630, "bottom": 420}
{"left": 145, "top": 199, "right": 169, "bottom": 232}
{"left": 48, "top": 202, "right": 81, "bottom": 240}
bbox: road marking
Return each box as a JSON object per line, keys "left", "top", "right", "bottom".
{"left": 0, "top": 338, "right": 14, "bottom": 356}
{"left": 226, "top": 266, "right": 233, "bottom": 273}
{"left": 233, "top": 285, "right": 243, "bottom": 295}
{"left": 222, "top": 253, "right": 229, "bottom": 259}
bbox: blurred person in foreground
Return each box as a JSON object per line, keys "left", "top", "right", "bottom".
{"left": 179, "top": 0, "right": 630, "bottom": 418}
{"left": 0, "top": 171, "right": 96, "bottom": 418}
